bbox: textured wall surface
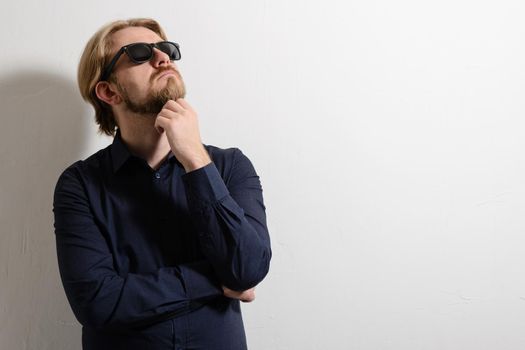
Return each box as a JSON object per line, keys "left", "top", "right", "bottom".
{"left": 2, "top": 1, "right": 525, "bottom": 349}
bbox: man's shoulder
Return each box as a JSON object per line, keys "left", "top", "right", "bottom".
{"left": 203, "top": 144, "right": 251, "bottom": 169}
{"left": 55, "top": 145, "right": 111, "bottom": 185}
{"left": 204, "top": 144, "right": 238, "bottom": 162}
{"left": 203, "top": 144, "right": 259, "bottom": 180}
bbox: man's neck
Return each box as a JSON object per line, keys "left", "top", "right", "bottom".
{"left": 117, "top": 114, "right": 171, "bottom": 171}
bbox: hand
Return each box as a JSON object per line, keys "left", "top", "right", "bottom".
{"left": 222, "top": 286, "right": 256, "bottom": 303}
{"left": 154, "top": 98, "right": 212, "bottom": 172}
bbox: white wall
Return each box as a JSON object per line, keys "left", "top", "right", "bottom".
{"left": 2, "top": 1, "right": 525, "bottom": 349}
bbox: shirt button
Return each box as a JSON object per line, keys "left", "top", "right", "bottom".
{"left": 154, "top": 172, "right": 161, "bottom": 179}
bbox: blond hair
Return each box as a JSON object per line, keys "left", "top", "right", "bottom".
{"left": 77, "top": 18, "right": 168, "bottom": 136}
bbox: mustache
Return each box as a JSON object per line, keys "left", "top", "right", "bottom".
{"left": 151, "top": 67, "right": 182, "bottom": 82}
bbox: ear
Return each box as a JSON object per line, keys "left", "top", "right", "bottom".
{"left": 95, "top": 81, "right": 122, "bottom": 106}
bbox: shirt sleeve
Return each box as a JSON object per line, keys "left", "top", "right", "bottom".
{"left": 53, "top": 167, "right": 222, "bottom": 330}
{"left": 181, "top": 148, "right": 272, "bottom": 291}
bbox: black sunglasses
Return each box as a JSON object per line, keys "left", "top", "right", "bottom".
{"left": 100, "top": 41, "right": 181, "bottom": 81}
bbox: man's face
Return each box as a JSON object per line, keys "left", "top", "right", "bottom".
{"left": 108, "top": 26, "right": 186, "bottom": 115}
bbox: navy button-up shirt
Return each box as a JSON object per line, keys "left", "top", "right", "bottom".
{"left": 53, "top": 130, "right": 271, "bottom": 349}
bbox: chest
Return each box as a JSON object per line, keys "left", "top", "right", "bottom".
{"left": 88, "top": 168, "right": 202, "bottom": 273}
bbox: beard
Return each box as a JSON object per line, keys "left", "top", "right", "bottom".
{"left": 116, "top": 69, "right": 186, "bottom": 115}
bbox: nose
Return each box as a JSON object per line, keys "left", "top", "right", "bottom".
{"left": 151, "top": 47, "right": 170, "bottom": 68}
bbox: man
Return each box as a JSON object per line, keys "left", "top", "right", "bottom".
{"left": 53, "top": 18, "right": 271, "bottom": 350}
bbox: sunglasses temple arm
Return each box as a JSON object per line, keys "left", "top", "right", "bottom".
{"left": 101, "top": 48, "right": 126, "bottom": 81}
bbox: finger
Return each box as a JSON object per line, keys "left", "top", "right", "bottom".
{"left": 154, "top": 124, "right": 164, "bottom": 134}
{"left": 158, "top": 107, "right": 179, "bottom": 121}
{"left": 163, "top": 99, "right": 185, "bottom": 113}
{"left": 241, "top": 295, "right": 255, "bottom": 303}
{"left": 176, "top": 98, "right": 193, "bottom": 110}
{"left": 154, "top": 115, "right": 169, "bottom": 134}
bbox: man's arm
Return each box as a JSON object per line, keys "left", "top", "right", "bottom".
{"left": 181, "top": 148, "right": 272, "bottom": 291}
{"left": 155, "top": 98, "right": 272, "bottom": 292}
{"left": 53, "top": 167, "right": 222, "bottom": 329}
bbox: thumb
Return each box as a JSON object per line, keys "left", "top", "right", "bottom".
{"left": 154, "top": 117, "right": 165, "bottom": 135}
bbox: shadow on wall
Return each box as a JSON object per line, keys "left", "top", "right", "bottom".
{"left": 0, "top": 71, "right": 88, "bottom": 349}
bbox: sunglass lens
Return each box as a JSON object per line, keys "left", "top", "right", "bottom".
{"left": 127, "top": 44, "right": 153, "bottom": 62}
{"left": 157, "top": 42, "right": 181, "bottom": 60}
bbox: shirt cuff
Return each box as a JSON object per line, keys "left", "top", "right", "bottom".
{"left": 181, "top": 162, "right": 229, "bottom": 205}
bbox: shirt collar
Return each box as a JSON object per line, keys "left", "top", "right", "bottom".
{"left": 111, "top": 129, "right": 178, "bottom": 173}
{"left": 111, "top": 129, "right": 131, "bottom": 173}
